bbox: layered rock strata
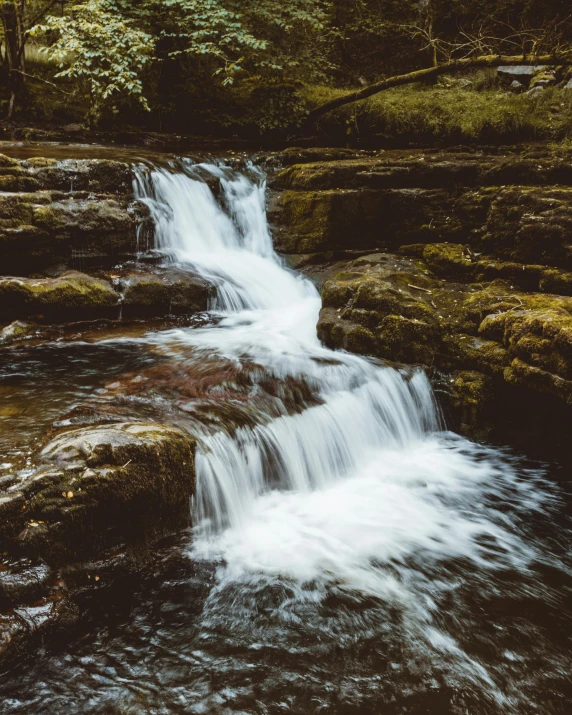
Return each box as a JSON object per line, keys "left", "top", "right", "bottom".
{"left": 269, "top": 148, "right": 572, "bottom": 438}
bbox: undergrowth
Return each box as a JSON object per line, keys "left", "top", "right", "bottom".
{"left": 301, "top": 84, "right": 572, "bottom": 144}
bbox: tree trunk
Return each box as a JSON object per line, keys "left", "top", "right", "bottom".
{"left": 306, "top": 54, "right": 572, "bottom": 124}
{"left": 1, "top": 0, "right": 24, "bottom": 117}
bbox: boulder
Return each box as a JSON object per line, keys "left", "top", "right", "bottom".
{"left": 509, "top": 80, "right": 526, "bottom": 93}
{"left": 497, "top": 65, "right": 546, "bottom": 85}
{"left": 0, "top": 422, "right": 195, "bottom": 564}
{"left": 119, "top": 270, "right": 214, "bottom": 317}
{"left": 0, "top": 320, "right": 35, "bottom": 345}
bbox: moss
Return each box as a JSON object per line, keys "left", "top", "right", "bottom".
{"left": 0, "top": 176, "right": 40, "bottom": 192}
{"left": 301, "top": 83, "right": 572, "bottom": 144}
{"left": 448, "top": 370, "right": 495, "bottom": 437}
{"left": 0, "top": 273, "right": 119, "bottom": 322}
{"left": 423, "top": 243, "right": 475, "bottom": 278}
{"left": 504, "top": 358, "right": 572, "bottom": 406}
{"left": 377, "top": 314, "right": 439, "bottom": 366}
{"left": 442, "top": 334, "right": 510, "bottom": 376}
{"left": 0, "top": 154, "right": 20, "bottom": 168}
{"left": 482, "top": 187, "right": 572, "bottom": 268}
{"left": 23, "top": 158, "right": 58, "bottom": 169}
{"left": 539, "top": 268, "right": 572, "bottom": 295}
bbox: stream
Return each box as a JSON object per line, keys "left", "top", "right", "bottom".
{"left": 1, "top": 158, "right": 571, "bottom": 714}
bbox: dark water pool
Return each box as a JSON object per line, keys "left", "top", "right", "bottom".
{"left": 1, "top": 455, "right": 571, "bottom": 715}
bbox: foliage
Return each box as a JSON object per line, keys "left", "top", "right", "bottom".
{"left": 4, "top": 0, "right": 572, "bottom": 132}
{"left": 31, "top": 1, "right": 154, "bottom": 124}
{"left": 30, "top": 0, "right": 329, "bottom": 123}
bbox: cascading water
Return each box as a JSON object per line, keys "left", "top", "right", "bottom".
{"left": 133, "top": 163, "right": 558, "bottom": 670}
{"left": 5, "top": 159, "right": 568, "bottom": 715}
{"left": 134, "top": 162, "right": 444, "bottom": 535}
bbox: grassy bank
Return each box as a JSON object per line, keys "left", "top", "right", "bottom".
{"left": 302, "top": 82, "right": 572, "bottom": 145}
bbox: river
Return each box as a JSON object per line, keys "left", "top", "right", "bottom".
{"left": 1, "top": 159, "right": 571, "bottom": 714}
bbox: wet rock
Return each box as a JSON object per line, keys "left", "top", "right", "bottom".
{"left": 317, "top": 252, "right": 572, "bottom": 410}
{"left": 0, "top": 558, "right": 53, "bottom": 607}
{"left": 0, "top": 272, "right": 119, "bottom": 322}
{"left": 0, "top": 580, "right": 79, "bottom": 671}
{"left": 119, "top": 270, "right": 214, "bottom": 318}
{"left": 1, "top": 422, "right": 195, "bottom": 565}
{"left": 23, "top": 158, "right": 132, "bottom": 194}
{"left": 0, "top": 320, "right": 35, "bottom": 345}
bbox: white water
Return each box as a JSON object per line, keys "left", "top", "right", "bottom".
{"left": 133, "top": 162, "right": 553, "bottom": 702}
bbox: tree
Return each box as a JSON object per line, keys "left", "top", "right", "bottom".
{"left": 307, "top": 13, "right": 572, "bottom": 124}
{"left": 30, "top": 0, "right": 329, "bottom": 124}
{"left": 1, "top": 0, "right": 65, "bottom": 118}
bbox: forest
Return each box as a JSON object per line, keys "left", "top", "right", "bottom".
{"left": 0, "top": 0, "right": 571, "bottom": 141}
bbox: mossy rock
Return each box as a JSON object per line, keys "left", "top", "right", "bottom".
{"left": 423, "top": 243, "right": 476, "bottom": 278}
{"left": 482, "top": 186, "right": 572, "bottom": 268}
{"left": 120, "top": 271, "right": 213, "bottom": 317}
{"left": 539, "top": 268, "right": 572, "bottom": 295}
{"left": 0, "top": 423, "right": 196, "bottom": 564}
{"left": 24, "top": 159, "right": 132, "bottom": 194}
{"left": 271, "top": 187, "right": 457, "bottom": 254}
{"left": 449, "top": 369, "right": 494, "bottom": 425}
{"left": 0, "top": 320, "right": 36, "bottom": 346}
{"left": 0, "top": 272, "right": 119, "bottom": 322}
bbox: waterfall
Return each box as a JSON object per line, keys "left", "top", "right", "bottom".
{"left": 134, "top": 162, "right": 443, "bottom": 531}
{"left": 133, "top": 162, "right": 544, "bottom": 623}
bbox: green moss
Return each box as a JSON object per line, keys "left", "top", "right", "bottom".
{"left": 377, "top": 314, "right": 439, "bottom": 366}
{"left": 301, "top": 84, "right": 572, "bottom": 143}
{"left": 423, "top": 243, "right": 475, "bottom": 278}
{"left": 539, "top": 269, "right": 572, "bottom": 295}
{"left": 0, "top": 273, "right": 119, "bottom": 322}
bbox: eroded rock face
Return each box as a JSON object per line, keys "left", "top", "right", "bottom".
{"left": 317, "top": 251, "right": 572, "bottom": 418}
{"left": 269, "top": 152, "right": 572, "bottom": 270}
{"left": 0, "top": 154, "right": 148, "bottom": 274}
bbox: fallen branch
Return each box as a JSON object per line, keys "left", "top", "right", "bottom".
{"left": 408, "top": 283, "right": 433, "bottom": 294}
{"left": 307, "top": 53, "right": 572, "bottom": 123}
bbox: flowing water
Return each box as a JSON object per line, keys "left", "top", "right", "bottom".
{"left": 1, "top": 161, "right": 571, "bottom": 714}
